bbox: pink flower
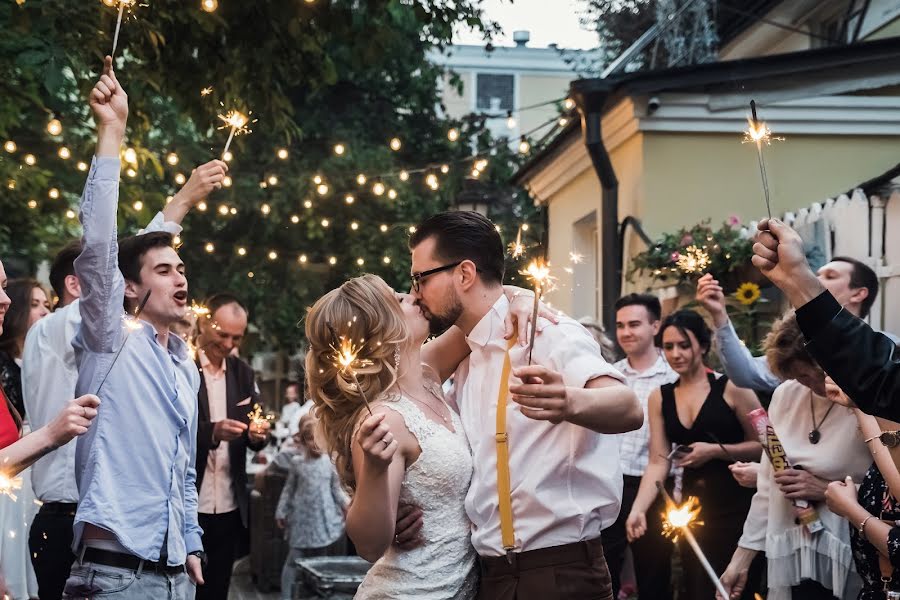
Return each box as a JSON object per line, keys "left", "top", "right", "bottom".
{"left": 670, "top": 251, "right": 681, "bottom": 262}
{"left": 680, "top": 234, "right": 694, "bottom": 246}
{"left": 727, "top": 215, "right": 741, "bottom": 227}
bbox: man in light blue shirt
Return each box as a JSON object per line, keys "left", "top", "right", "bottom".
{"left": 63, "top": 57, "right": 224, "bottom": 599}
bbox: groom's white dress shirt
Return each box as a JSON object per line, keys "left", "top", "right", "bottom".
{"left": 449, "top": 295, "right": 626, "bottom": 557}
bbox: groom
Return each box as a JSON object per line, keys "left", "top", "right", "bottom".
{"left": 409, "top": 211, "right": 642, "bottom": 600}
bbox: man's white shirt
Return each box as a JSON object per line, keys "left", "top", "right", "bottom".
{"left": 449, "top": 295, "right": 626, "bottom": 557}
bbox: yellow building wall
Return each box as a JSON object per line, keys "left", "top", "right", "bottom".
{"left": 543, "top": 133, "right": 646, "bottom": 318}
{"left": 640, "top": 132, "right": 900, "bottom": 238}
{"left": 518, "top": 75, "right": 576, "bottom": 133}
{"left": 440, "top": 72, "right": 472, "bottom": 119}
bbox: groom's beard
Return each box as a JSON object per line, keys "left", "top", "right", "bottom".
{"left": 424, "top": 293, "right": 463, "bottom": 336}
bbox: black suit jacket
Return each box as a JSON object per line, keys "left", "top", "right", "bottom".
{"left": 195, "top": 355, "right": 267, "bottom": 528}
{"left": 796, "top": 290, "right": 900, "bottom": 420}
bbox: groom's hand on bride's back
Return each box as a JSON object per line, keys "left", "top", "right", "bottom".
{"left": 393, "top": 503, "right": 425, "bottom": 550}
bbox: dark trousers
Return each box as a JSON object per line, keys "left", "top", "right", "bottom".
{"left": 197, "top": 510, "right": 242, "bottom": 600}
{"left": 478, "top": 538, "right": 613, "bottom": 600}
{"left": 601, "top": 475, "right": 673, "bottom": 600}
{"left": 792, "top": 579, "right": 838, "bottom": 599}
{"left": 29, "top": 503, "right": 76, "bottom": 600}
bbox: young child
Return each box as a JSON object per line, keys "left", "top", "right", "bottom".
{"left": 276, "top": 412, "right": 349, "bottom": 599}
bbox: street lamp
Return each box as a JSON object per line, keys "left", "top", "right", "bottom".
{"left": 454, "top": 177, "right": 496, "bottom": 216}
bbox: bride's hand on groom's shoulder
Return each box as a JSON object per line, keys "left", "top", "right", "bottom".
{"left": 503, "top": 286, "right": 561, "bottom": 346}
{"left": 357, "top": 413, "right": 398, "bottom": 470}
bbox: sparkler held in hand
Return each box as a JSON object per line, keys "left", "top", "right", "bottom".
{"left": 743, "top": 100, "right": 783, "bottom": 221}
{"left": 326, "top": 321, "right": 374, "bottom": 416}
{"left": 657, "top": 481, "right": 729, "bottom": 599}
{"left": 104, "top": 0, "right": 139, "bottom": 57}
{"left": 524, "top": 260, "right": 552, "bottom": 364}
{"left": 217, "top": 107, "right": 253, "bottom": 159}
{"left": 94, "top": 290, "right": 151, "bottom": 395}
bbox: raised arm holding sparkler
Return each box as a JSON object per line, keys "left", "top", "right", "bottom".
{"left": 743, "top": 100, "right": 783, "bottom": 221}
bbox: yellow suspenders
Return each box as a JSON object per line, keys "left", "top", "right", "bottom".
{"left": 495, "top": 337, "right": 518, "bottom": 556}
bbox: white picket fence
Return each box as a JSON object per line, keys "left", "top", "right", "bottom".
{"left": 783, "top": 173, "right": 900, "bottom": 335}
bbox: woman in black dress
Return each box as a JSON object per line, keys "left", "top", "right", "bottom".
{"left": 626, "top": 309, "right": 764, "bottom": 599}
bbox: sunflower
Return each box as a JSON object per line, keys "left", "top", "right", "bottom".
{"left": 735, "top": 282, "right": 761, "bottom": 306}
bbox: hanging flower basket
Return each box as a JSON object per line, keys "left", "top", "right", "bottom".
{"left": 627, "top": 217, "right": 757, "bottom": 292}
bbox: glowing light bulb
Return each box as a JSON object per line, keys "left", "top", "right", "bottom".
{"left": 260, "top": 203, "right": 271, "bottom": 215}
{"left": 440, "top": 164, "right": 449, "bottom": 174}
{"left": 277, "top": 148, "right": 289, "bottom": 160}
{"left": 218, "top": 205, "right": 229, "bottom": 215}
{"left": 267, "top": 175, "right": 278, "bottom": 186}
{"left": 334, "top": 143, "right": 345, "bottom": 155}
{"left": 205, "top": 243, "right": 215, "bottom": 253}
{"left": 27, "top": 200, "right": 37, "bottom": 209}
{"left": 559, "top": 117, "right": 568, "bottom": 127}
{"left": 506, "top": 112, "right": 516, "bottom": 128}
{"left": 247, "top": 272, "right": 254, "bottom": 278}
{"left": 237, "top": 247, "right": 246, "bottom": 256}
{"left": 48, "top": 188, "right": 60, "bottom": 199}
{"left": 298, "top": 254, "right": 308, "bottom": 264}
{"left": 321, "top": 218, "right": 330, "bottom": 227}
{"left": 230, "top": 207, "right": 236, "bottom": 215}
{"left": 564, "top": 97, "right": 576, "bottom": 110}
{"left": 47, "top": 118, "right": 62, "bottom": 136}
{"left": 372, "top": 182, "right": 385, "bottom": 196}
{"left": 175, "top": 173, "right": 186, "bottom": 185}
{"left": 522, "top": 223, "right": 530, "bottom": 231}
{"left": 201, "top": 0, "right": 217, "bottom": 12}
{"left": 197, "top": 201, "right": 207, "bottom": 211}
{"left": 356, "top": 258, "right": 365, "bottom": 266}
{"left": 389, "top": 137, "right": 402, "bottom": 151}
{"left": 328, "top": 256, "right": 337, "bottom": 265}
{"left": 383, "top": 256, "right": 391, "bottom": 264}
{"left": 133, "top": 200, "right": 143, "bottom": 210}
{"left": 475, "top": 159, "right": 489, "bottom": 171}
{"left": 345, "top": 195, "right": 354, "bottom": 204}
{"left": 447, "top": 128, "right": 459, "bottom": 142}
{"left": 223, "top": 151, "right": 233, "bottom": 162}
{"left": 66, "top": 209, "right": 76, "bottom": 219}
{"left": 399, "top": 170, "right": 409, "bottom": 181}
{"left": 408, "top": 226, "right": 417, "bottom": 234}
{"left": 518, "top": 137, "right": 530, "bottom": 154}
{"left": 317, "top": 183, "right": 329, "bottom": 196}
{"left": 77, "top": 161, "right": 88, "bottom": 171}
{"left": 303, "top": 200, "right": 313, "bottom": 209}
{"left": 58, "top": 147, "right": 71, "bottom": 159}
{"left": 3, "top": 141, "right": 16, "bottom": 153}
{"left": 268, "top": 251, "right": 278, "bottom": 260}
{"left": 126, "top": 168, "right": 137, "bottom": 178}
{"left": 350, "top": 221, "right": 359, "bottom": 230}
{"left": 24, "top": 154, "right": 36, "bottom": 165}
{"left": 291, "top": 214, "right": 300, "bottom": 224}
{"left": 166, "top": 152, "right": 179, "bottom": 166}
{"left": 357, "top": 174, "right": 367, "bottom": 185}
{"left": 387, "top": 189, "right": 397, "bottom": 200}
{"left": 379, "top": 224, "right": 388, "bottom": 232}
{"left": 222, "top": 176, "right": 232, "bottom": 187}
{"left": 313, "top": 175, "right": 323, "bottom": 185}
{"left": 123, "top": 147, "right": 137, "bottom": 164}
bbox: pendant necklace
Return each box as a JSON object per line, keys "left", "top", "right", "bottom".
{"left": 808, "top": 390, "right": 835, "bottom": 444}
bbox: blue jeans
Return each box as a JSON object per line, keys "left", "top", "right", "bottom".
{"left": 62, "top": 561, "right": 195, "bottom": 599}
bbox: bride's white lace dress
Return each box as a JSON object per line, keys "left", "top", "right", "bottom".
{"left": 354, "top": 394, "right": 477, "bottom": 600}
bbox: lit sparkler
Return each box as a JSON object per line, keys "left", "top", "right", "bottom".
{"left": 247, "top": 403, "right": 274, "bottom": 434}
{"left": 508, "top": 225, "right": 526, "bottom": 259}
{"left": 0, "top": 473, "right": 23, "bottom": 502}
{"left": 94, "top": 290, "right": 151, "bottom": 395}
{"left": 217, "top": 107, "right": 254, "bottom": 159}
{"left": 569, "top": 251, "right": 584, "bottom": 264}
{"left": 106, "top": 0, "right": 139, "bottom": 57}
{"left": 326, "top": 321, "right": 374, "bottom": 416}
{"left": 524, "top": 260, "right": 553, "bottom": 364}
{"left": 675, "top": 245, "right": 711, "bottom": 274}
{"left": 657, "top": 482, "right": 728, "bottom": 599}
{"left": 200, "top": 86, "right": 213, "bottom": 97}
{"left": 742, "top": 100, "right": 783, "bottom": 220}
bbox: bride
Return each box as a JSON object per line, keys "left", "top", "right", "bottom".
{"left": 305, "top": 274, "right": 542, "bottom": 599}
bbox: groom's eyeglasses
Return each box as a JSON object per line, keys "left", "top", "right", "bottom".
{"left": 410, "top": 261, "right": 463, "bottom": 293}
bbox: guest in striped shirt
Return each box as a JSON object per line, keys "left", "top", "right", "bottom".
{"left": 600, "top": 293, "right": 678, "bottom": 600}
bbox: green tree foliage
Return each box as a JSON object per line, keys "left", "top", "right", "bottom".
{"left": 0, "top": 0, "right": 545, "bottom": 350}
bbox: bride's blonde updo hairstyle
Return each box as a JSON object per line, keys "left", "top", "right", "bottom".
{"left": 305, "top": 274, "right": 409, "bottom": 492}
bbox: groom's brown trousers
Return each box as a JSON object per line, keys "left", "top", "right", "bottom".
{"left": 477, "top": 537, "right": 613, "bottom": 600}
